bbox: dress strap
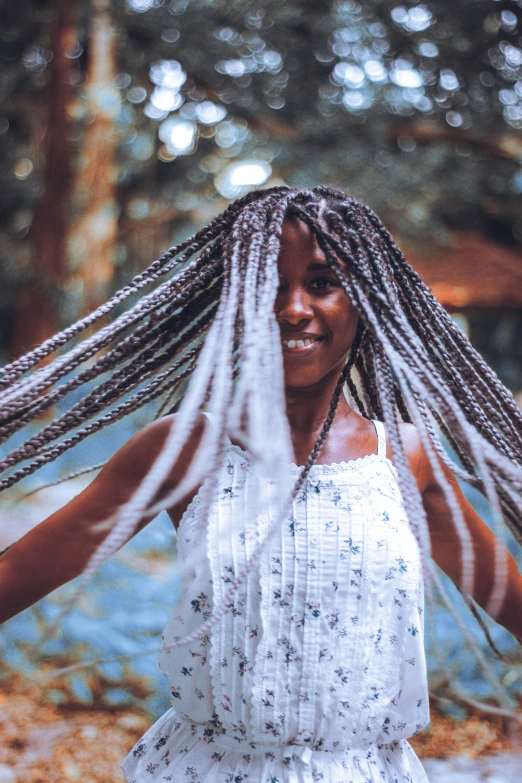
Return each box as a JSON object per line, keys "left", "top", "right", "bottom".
{"left": 372, "top": 420, "right": 386, "bottom": 458}
{"left": 202, "top": 411, "right": 232, "bottom": 445}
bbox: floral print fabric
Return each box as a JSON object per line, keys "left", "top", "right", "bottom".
{"left": 122, "top": 421, "right": 430, "bottom": 783}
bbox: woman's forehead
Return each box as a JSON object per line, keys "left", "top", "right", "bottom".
{"left": 277, "top": 217, "right": 327, "bottom": 267}
{"left": 280, "top": 216, "right": 315, "bottom": 243}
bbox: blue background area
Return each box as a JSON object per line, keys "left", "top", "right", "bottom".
{"left": 0, "top": 508, "right": 179, "bottom": 718}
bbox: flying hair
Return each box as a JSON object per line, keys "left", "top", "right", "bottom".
{"left": 1, "top": 185, "right": 522, "bottom": 710}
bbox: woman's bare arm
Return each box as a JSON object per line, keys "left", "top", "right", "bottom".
{"left": 0, "top": 414, "right": 206, "bottom": 625}
{"left": 399, "top": 423, "right": 522, "bottom": 638}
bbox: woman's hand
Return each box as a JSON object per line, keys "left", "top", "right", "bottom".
{"left": 0, "top": 413, "right": 207, "bottom": 625}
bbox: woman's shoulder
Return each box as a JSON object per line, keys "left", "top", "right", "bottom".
{"left": 136, "top": 412, "right": 206, "bottom": 447}
{"left": 392, "top": 422, "right": 440, "bottom": 493}
{"left": 370, "top": 419, "right": 419, "bottom": 460}
{"left": 383, "top": 421, "right": 426, "bottom": 487}
{"left": 99, "top": 413, "right": 209, "bottom": 491}
{"left": 396, "top": 421, "right": 421, "bottom": 454}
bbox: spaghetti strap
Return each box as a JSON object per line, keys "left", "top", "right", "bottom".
{"left": 202, "top": 411, "right": 232, "bottom": 445}
{"left": 372, "top": 420, "right": 386, "bottom": 458}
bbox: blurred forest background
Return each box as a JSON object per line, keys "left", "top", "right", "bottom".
{"left": 1, "top": 0, "right": 522, "bottom": 777}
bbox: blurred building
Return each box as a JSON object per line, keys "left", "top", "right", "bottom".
{"left": 407, "top": 232, "right": 522, "bottom": 401}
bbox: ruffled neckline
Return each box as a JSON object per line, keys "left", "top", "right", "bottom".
{"left": 227, "top": 443, "right": 394, "bottom": 475}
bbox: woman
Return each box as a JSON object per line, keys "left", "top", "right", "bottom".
{"left": 0, "top": 186, "right": 521, "bottom": 782}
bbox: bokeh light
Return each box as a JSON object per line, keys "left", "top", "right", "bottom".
{"left": 214, "top": 160, "right": 271, "bottom": 198}
{"left": 195, "top": 101, "right": 227, "bottom": 125}
{"left": 391, "top": 62, "right": 424, "bottom": 89}
{"left": 158, "top": 117, "right": 197, "bottom": 155}
{"left": 149, "top": 60, "right": 186, "bottom": 91}
{"left": 14, "top": 159, "right": 33, "bottom": 179}
{"left": 391, "top": 5, "right": 433, "bottom": 32}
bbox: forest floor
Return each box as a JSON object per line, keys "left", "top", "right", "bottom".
{"left": 0, "top": 679, "right": 521, "bottom": 782}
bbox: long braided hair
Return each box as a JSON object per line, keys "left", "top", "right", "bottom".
{"left": 2, "top": 185, "right": 522, "bottom": 704}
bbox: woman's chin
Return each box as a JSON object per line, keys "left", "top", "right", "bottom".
{"left": 283, "top": 370, "right": 323, "bottom": 390}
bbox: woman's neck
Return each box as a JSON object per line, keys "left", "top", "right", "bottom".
{"left": 284, "top": 374, "right": 355, "bottom": 435}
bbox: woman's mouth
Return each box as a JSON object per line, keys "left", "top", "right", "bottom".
{"left": 281, "top": 336, "right": 324, "bottom": 355}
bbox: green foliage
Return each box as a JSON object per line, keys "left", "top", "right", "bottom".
{"left": 0, "top": 0, "right": 521, "bottom": 356}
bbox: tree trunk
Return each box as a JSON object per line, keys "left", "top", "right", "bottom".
{"left": 10, "top": 0, "right": 76, "bottom": 358}
{"left": 69, "top": 0, "right": 120, "bottom": 315}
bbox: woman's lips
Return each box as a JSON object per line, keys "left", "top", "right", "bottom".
{"left": 281, "top": 336, "right": 325, "bottom": 356}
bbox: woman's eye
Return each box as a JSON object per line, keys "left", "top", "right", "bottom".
{"left": 310, "top": 277, "right": 335, "bottom": 290}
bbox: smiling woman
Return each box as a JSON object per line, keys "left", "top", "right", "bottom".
{"left": 1, "top": 186, "right": 522, "bottom": 783}
{"left": 276, "top": 217, "right": 359, "bottom": 397}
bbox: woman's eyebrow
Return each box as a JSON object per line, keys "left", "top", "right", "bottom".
{"left": 308, "top": 262, "right": 332, "bottom": 271}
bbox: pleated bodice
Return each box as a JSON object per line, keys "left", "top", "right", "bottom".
{"left": 157, "top": 423, "right": 429, "bottom": 750}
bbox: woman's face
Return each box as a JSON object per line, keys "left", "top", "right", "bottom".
{"left": 275, "top": 217, "right": 359, "bottom": 389}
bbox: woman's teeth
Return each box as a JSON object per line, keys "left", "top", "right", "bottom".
{"left": 283, "top": 337, "right": 320, "bottom": 348}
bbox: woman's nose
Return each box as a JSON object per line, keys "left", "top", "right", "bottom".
{"left": 276, "top": 287, "right": 314, "bottom": 324}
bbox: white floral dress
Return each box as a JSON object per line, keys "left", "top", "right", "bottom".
{"left": 122, "top": 421, "right": 430, "bottom": 783}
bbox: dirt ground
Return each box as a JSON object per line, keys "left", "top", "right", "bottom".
{"left": 0, "top": 680, "right": 520, "bottom": 783}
